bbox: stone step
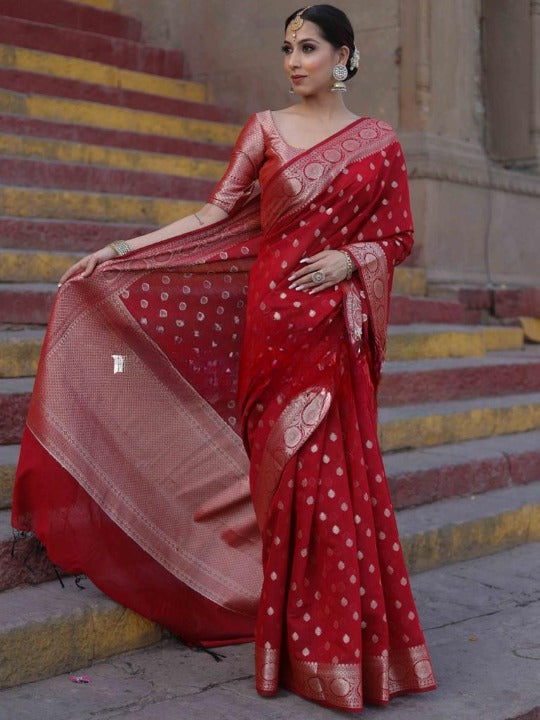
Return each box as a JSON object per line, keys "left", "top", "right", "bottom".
{"left": 379, "top": 392, "right": 540, "bottom": 452}
{"left": 0, "top": 444, "right": 17, "bottom": 509}
{"left": 0, "top": 250, "right": 425, "bottom": 295}
{"left": 1, "top": 544, "right": 538, "bottom": 718}
{"left": 379, "top": 347, "right": 540, "bottom": 405}
{"left": 0, "top": 89, "right": 241, "bottom": 146}
{"left": 384, "top": 430, "right": 540, "bottom": 508}
{"left": 0, "top": 577, "right": 164, "bottom": 690}
{"left": 67, "top": 0, "right": 117, "bottom": 9}
{"left": 0, "top": 44, "right": 210, "bottom": 107}
{"left": 386, "top": 323, "right": 524, "bottom": 360}
{"left": 0, "top": 114, "right": 232, "bottom": 161}
{"left": 2, "top": 425, "right": 539, "bottom": 514}
{"left": 0, "top": 68, "right": 229, "bottom": 125}
{"left": 0, "top": 376, "right": 33, "bottom": 444}
{"left": 0, "top": 217, "right": 157, "bottom": 253}
{"left": 0, "top": 508, "right": 61, "bottom": 591}
{"left": 0, "top": 156, "right": 215, "bottom": 200}
{"left": 0, "top": 186, "right": 200, "bottom": 225}
{"left": 2, "top": 381, "right": 539, "bottom": 459}
{"left": 0, "top": 16, "right": 184, "bottom": 78}
{"left": 0, "top": 132, "right": 226, "bottom": 181}
{"left": 435, "top": 285, "right": 540, "bottom": 320}
{"left": 0, "top": 328, "right": 44, "bottom": 378}
{"left": 0, "top": 324, "right": 526, "bottom": 379}
{"left": 0, "top": 483, "right": 538, "bottom": 690}
{"left": 0, "top": 285, "right": 452, "bottom": 326}
{"left": 0, "top": 0, "right": 143, "bottom": 41}
{"left": 2, "top": 353, "right": 540, "bottom": 445}
{"left": 389, "top": 295, "right": 475, "bottom": 325}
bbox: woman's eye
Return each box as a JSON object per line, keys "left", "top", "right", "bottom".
{"left": 281, "top": 45, "right": 292, "bottom": 54}
{"left": 302, "top": 44, "right": 315, "bottom": 52}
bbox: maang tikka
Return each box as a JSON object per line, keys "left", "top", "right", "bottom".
{"left": 287, "top": 5, "right": 312, "bottom": 39}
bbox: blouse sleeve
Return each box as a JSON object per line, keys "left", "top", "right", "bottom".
{"left": 208, "top": 113, "right": 265, "bottom": 216}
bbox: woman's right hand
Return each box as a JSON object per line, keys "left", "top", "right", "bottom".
{"left": 58, "top": 245, "right": 118, "bottom": 285}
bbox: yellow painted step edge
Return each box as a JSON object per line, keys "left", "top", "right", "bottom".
{"left": 0, "top": 592, "right": 162, "bottom": 689}
{"left": 379, "top": 402, "right": 540, "bottom": 452}
{"left": 0, "top": 462, "right": 15, "bottom": 510}
{"left": 402, "top": 502, "right": 540, "bottom": 574}
{"left": 392, "top": 266, "right": 427, "bottom": 297}
{"left": 0, "top": 133, "right": 227, "bottom": 181}
{"left": 0, "top": 326, "right": 526, "bottom": 379}
{"left": 0, "top": 187, "right": 200, "bottom": 225}
{"left": 0, "top": 44, "right": 209, "bottom": 104}
{"left": 0, "top": 90, "right": 241, "bottom": 146}
{"left": 386, "top": 327, "right": 524, "bottom": 361}
{"left": 67, "top": 0, "right": 117, "bottom": 10}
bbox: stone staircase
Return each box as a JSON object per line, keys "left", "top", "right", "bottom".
{"left": 0, "top": 0, "right": 539, "bottom": 704}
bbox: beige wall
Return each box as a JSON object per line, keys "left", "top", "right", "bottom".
{"left": 116, "top": 0, "right": 402, "bottom": 125}
{"left": 116, "top": 0, "right": 540, "bottom": 288}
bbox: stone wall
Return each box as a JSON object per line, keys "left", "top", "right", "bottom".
{"left": 116, "top": 0, "right": 540, "bottom": 287}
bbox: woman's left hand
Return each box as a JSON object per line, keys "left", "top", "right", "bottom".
{"left": 288, "top": 250, "right": 350, "bottom": 294}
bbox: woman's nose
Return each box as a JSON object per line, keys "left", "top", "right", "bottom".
{"left": 288, "top": 49, "right": 301, "bottom": 69}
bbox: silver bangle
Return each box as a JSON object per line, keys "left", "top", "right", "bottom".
{"left": 109, "top": 240, "right": 131, "bottom": 256}
{"left": 340, "top": 250, "right": 354, "bottom": 280}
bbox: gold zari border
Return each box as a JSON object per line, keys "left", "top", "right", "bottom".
{"left": 256, "top": 643, "right": 436, "bottom": 709}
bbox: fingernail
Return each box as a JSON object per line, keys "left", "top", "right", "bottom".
{"left": 299, "top": 258, "right": 309, "bottom": 264}
{"left": 288, "top": 275, "right": 295, "bottom": 281}
{"left": 296, "top": 285, "right": 304, "bottom": 291}
{"left": 57, "top": 282, "right": 62, "bottom": 288}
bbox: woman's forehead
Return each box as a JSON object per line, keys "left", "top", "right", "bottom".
{"left": 284, "top": 19, "right": 323, "bottom": 43}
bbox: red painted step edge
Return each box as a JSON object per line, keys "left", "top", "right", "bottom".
{"left": 389, "top": 295, "right": 467, "bottom": 325}
{"left": 458, "top": 286, "right": 540, "bottom": 319}
{"left": 0, "top": 218, "right": 157, "bottom": 252}
{"left": 0, "top": 70, "right": 231, "bottom": 123}
{"left": 0, "top": 16, "right": 183, "bottom": 78}
{"left": 0, "top": 115, "right": 233, "bottom": 161}
{"left": 1, "top": 531, "right": 64, "bottom": 592}
{"left": 0, "top": 288, "right": 54, "bottom": 325}
{"left": 2, "top": 358, "right": 539, "bottom": 436}
{"left": 388, "top": 448, "right": 540, "bottom": 510}
{"left": 0, "top": 290, "right": 521, "bottom": 328}
{"left": 379, "top": 361, "right": 540, "bottom": 406}
{"left": 0, "top": 156, "right": 216, "bottom": 201}
{"left": 0, "top": 0, "right": 142, "bottom": 41}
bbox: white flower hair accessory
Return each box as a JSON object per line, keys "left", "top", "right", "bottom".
{"left": 349, "top": 46, "right": 360, "bottom": 71}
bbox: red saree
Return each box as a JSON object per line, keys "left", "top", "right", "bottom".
{"left": 12, "top": 111, "right": 436, "bottom": 712}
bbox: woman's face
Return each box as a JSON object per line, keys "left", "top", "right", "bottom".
{"left": 282, "top": 19, "right": 349, "bottom": 96}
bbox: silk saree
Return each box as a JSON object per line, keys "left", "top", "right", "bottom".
{"left": 12, "top": 111, "right": 436, "bottom": 712}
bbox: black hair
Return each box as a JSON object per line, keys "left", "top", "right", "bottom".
{"left": 284, "top": 5, "right": 358, "bottom": 80}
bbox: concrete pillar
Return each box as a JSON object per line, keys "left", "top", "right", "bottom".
{"left": 531, "top": 0, "right": 540, "bottom": 162}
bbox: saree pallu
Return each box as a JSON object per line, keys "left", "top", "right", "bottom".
{"left": 12, "top": 117, "right": 436, "bottom": 712}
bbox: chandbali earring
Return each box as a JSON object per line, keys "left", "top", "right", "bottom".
{"left": 331, "top": 63, "right": 348, "bottom": 92}
{"left": 289, "top": 86, "right": 295, "bottom": 95}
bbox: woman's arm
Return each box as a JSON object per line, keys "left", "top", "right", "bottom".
{"left": 59, "top": 113, "right": 264, "bottom": 285}
{"left": 58, "top": 202, "right": 227, "bottom": 284}
{"left": 124, "top": 202, "right": 227, "bottom": 252}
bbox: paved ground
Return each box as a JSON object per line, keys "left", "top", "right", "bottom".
{"left": 0, "top": 543, "right": 539, "bottom": 720}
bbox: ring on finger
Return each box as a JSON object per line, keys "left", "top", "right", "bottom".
{"left": 311, "top": 270, "right": 325, "bottom": 284}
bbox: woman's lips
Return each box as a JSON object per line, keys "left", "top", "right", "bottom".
{"left": 291, "top": 75, "right": 307, "bottom": 83}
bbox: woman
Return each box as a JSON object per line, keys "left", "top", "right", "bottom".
{"left": 12, "top": 4, "right": 437, "bottom": 713}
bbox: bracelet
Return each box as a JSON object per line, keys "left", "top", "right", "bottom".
{"left": 340, "top": 250, "right": 354, "bottom": 280}
{"left": 108, "top": 240, "right": 131, "bottom": 256}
